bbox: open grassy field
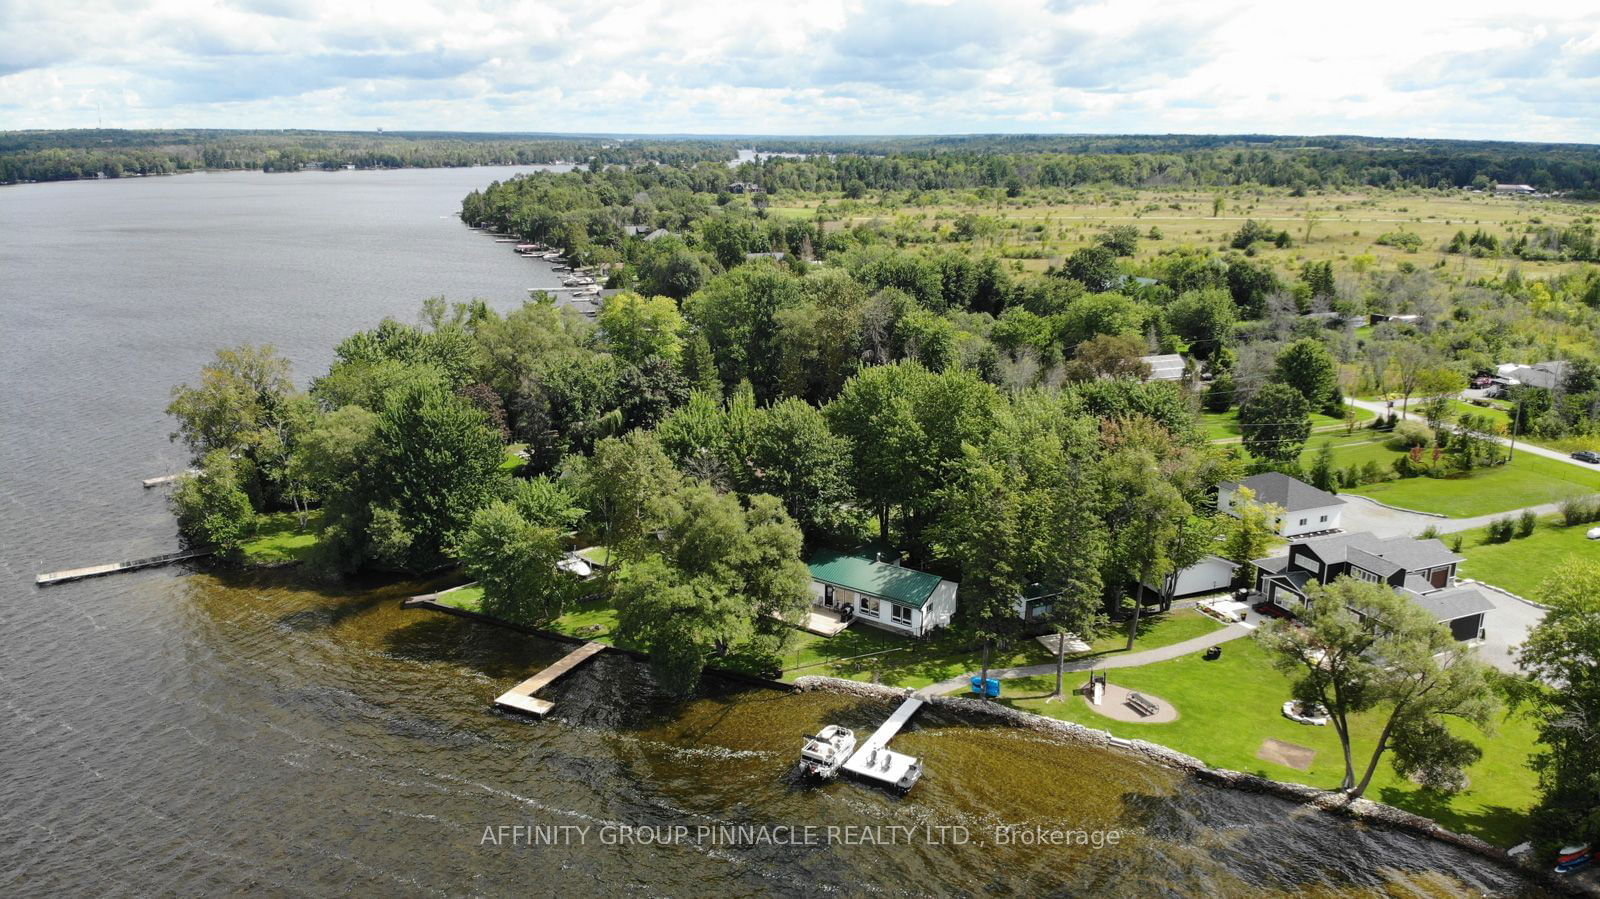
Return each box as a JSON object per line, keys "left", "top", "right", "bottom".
{"left": 436, "top": 585, "right": 633, "bottom": 645}
{"left": 1458, "top": 516, "right": 1600, "bottom": 599}
{"left": 991, "top": 636, "right": 1539, "bottom": 847}
{"left": 774, "top": 187, "right": 1597, "bottom": 282}
{"left": 1295, "top": 433, "right": 1600, "bottom": 517}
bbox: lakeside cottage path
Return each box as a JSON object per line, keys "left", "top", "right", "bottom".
{"left": 916, "top": 622, "right": 1252, "bottom": 698}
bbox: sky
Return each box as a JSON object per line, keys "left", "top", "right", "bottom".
{"left": 2, "top": 0, "right": 1599, "bottom": 142}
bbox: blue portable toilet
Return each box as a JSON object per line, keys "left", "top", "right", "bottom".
{"left": 984, "top": 678, "right": 1001, "bottom": 698}
{"left": 969, "top": 676, "right": 985, "bottom": 694}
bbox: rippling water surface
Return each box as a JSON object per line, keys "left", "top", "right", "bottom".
{"left": 0, "top": 170, "right": 1537, "bottom": 896}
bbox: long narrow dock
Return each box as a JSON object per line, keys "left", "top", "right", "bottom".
{"left": 841, "top": 696, "right": 925, "bottom": 791}
{"left": 36, "top": 548, "right": 214, "bottom": 586}
{"left": 493, "top": 641, "right": 607, "bottom": 718}
{"left": 141, "top": 469, "right": 197, "bottom": 488}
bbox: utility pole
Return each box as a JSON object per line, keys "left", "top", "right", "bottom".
{"left": 1506, "top": 396, "right": 1521, "bottom": 461}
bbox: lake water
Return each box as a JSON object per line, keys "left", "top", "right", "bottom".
{"left": 0, "top": 169, "right": 1536, "bottom": 896}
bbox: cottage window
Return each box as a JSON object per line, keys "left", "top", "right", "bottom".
{"left": 1319, "top": 515, "right": 1328, "bottom": 523}
{"left": 1352, "top": 568, "right": 1381, "bottom": 583}
{"left": 890, "top": 604, "right": 912, "bottom": 625}
{"left": 859, "top": 596, "right": 880, "bottom": 616}
{"left": 1298, "top": 518, "right": 1307, "bottom": 527}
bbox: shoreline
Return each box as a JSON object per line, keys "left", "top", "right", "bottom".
{"left": 399, "top": 592, "right": 1563, "bottom": 888}
{"left": 792, "top": 676, "right": 1570, "bottom": 889}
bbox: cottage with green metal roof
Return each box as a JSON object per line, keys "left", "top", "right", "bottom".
{"left": 805, "top": 549, "right": 958, "bottom": 637}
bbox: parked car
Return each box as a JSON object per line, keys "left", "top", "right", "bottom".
{"left": 1472, "top": 376, "right": 1496, "bottom": 388}
{"left": 1572, "top": 451, "right": 1600, "bottom": 464}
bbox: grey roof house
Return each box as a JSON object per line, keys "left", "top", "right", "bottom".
{"left": 1218, "top": 472, "right": 1345, "bottom": 538}
{"left": 1251, "top": 531, "right": 1494, "bottom": 642}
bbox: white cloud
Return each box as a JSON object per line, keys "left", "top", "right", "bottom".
{"left": 0, "top": 0, "right": 1595, "bottom": 140}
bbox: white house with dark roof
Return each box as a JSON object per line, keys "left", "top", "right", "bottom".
{"left": 1250, "top": 532, "right": 1493, "bottom": 642}
{"left": 1218, "top": 472, "right": 1345, "bottom": 538}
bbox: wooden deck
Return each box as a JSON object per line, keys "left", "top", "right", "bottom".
{"left": 141, "top": 469, "right": 197, "bottom": 488}
{"left": 36, "top": 548, "right": 213, "bottom": 586}
{"left": 493, "top": 641, "right": 607, "bottom": 718}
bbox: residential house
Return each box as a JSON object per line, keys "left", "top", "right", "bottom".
{"left": 1218, "top": 472, "right": 1345, "bottom": 538}
{"left": 806, "top": 549, "right": 957, "bottom": 637}
{"left": 1250, "top": 532, "right": 1493, "bottom": 642}
{"left": 1505, "top": 361, "right": 1569, "bottom": 391}
{"left": 642, "top": 228, "right": 670, "bottom": 242}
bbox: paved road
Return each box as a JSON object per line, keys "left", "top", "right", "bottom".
{"left": 1347, "top": 397, "right": 1598, "bottom": 472}
{"left": 916, "top": 622, "right": 1252, "bottom": 697}
{"left": 1337, "top": 494, "right": 1572, "bottom": 539}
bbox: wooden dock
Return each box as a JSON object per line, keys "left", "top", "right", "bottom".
{"left": 841, "top": 696, "right": 925, "bottom": 791}
{"left": 36, "top": 548, "right": 214, "bottom": 586}
{"left": 141, "top": 469, "right": 197, "bottom": 488}
{"left": 493, "top": 641, "right": 607, "bottom": 718}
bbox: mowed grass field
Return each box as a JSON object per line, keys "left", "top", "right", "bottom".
{"left": 1294, "top": 433, "right": 1600, "bottom": 517}
{"left": 772, "top": 187, "right": 1597, "bottom": 282}
{"left": 991, "top": 636, "right": 1540, "bottom": 847}
{"left": 1457, "top": 516, "right": 1600, "bottom": 598}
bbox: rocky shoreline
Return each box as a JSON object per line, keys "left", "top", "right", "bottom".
{"left": 792, "top": 675, "right": 1568, "bottom": 888}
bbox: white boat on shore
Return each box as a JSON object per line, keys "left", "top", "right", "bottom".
{"left": 799, "top": 725, "right": 856, "bottom": 779}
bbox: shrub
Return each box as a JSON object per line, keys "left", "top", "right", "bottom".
{"left": 1360, "top": 460, "right": 1387, "bottom": 485}
{"left": 1448, "top": 534, "right": 1464, "bottom": 553}
{"left": 1389, "top": 419, "right": 1434, "bottom": 450}
{"left": 1340, "top": 465, "right": 1361, "bottom": 489}
{"left": 1486, "top": 517, "right": 1515, "bottom": 543}
{"left": 1516, "top": 509, "right": 1537, "bottom": 538}
{"left": 1419, "top": 524, "right": 1441, "bottom": 540}
{"left": 1558, "top": 494, "right": 1600, "bottom": 526}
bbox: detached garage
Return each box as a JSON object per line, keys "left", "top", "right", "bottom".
{"left": 1146, "top": 554, "right": 1240, "bottom": 601}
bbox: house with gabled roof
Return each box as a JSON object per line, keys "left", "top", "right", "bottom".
{"left": 1218, "top": 472, "right": 1346, "bottom": 537}
{"left": 806, "top": 549, "right": 957, "bottom": 637}
{"left": 1250, "top": 531, "right": 1493, "bottom": 642}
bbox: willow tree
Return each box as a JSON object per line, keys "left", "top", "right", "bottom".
{"left": 1258, "top": 578, "right": 1499, "bottom": 796}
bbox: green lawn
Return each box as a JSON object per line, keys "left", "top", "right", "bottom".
{"left": 1203, "top": 406, "right": 1373, "bottom": 442}
{"left": 239, "top": 511, "right": 321, "bottom": 564}
{"left": 1297, "top": 436, "right": 1600, "bottom": 517}
{"left": 992, "top": 637, "right": 1539, "bottom": 847}
{"left": 780, "top": 607, "right": 1227, "bottom": 690}
{"left": 434, "top": 584, "right": 632, "bottom": 645}
{"left": 1457, "top": 516, "right": 1600, "bottom": 599}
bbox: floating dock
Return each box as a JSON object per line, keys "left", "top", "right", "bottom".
{"left": 841, "top": 696, "right": 925, "bottom": 791}
{"left": 493, "top": 641, "right": 607, "bottom": 718}
{"left": 36, "top": 548, "right": 214, "bottom": 586}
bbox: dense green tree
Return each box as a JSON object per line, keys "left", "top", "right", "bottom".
{"left": 1238, "top": 383, "right": 1312, "bottom": 463}
{"left": 1275, "top": 338, "right": 1338, "bottom": 410}
{"left": 1096, "top": 225, "right": 1140, "bottom": 257}
{"left": 685, "top": 262, "right": 804, "bottom": 400}
{"left": 320, "top": 381, "right": 507, "bottom": 573}
{"left": 742, "top": 398, "right": 853, "bottom": 538}
{"left": 1166, "top": 288, "right": 1237, "bottom": 361}
{"left": 166, "top": 344, "right": 311, "bottom": 508}
{"left": 1061, "top": 246, "right": 1121, "bottom": 293}
{"left": 459, "top": 500, "right": 571, "bottom": 625}
{"left": 1516, "top": 561, "right": 1600, "bottom": 848}
{"left": 598, "top": 292, "right": 686, "bottom": 365}
{"left": 171, "top": 449, "right": 258, "bottom": 553}
{"left": 576, "top": 430, "right": 683, "bottom": 565}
